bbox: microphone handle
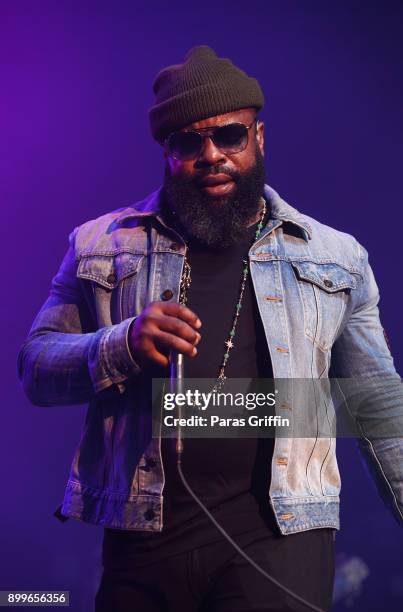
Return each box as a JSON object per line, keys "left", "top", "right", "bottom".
{"left": 170, "top": 350, "right": 184, "bottom": 456}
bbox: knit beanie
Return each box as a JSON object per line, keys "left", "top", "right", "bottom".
{"left": 149, "top": 45, "right": 264, "bottom": 142}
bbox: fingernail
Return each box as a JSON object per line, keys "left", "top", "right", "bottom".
{"left": 195, "top": 318, "right": 202, "bottom": 328}
{"left": 192, "top": 346, "right": 198, "bottom": 356}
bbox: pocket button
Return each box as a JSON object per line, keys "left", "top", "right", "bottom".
{"left": 161, "top": 289, "right": 174, "bottom": 300}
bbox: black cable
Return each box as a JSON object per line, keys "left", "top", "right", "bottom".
{"left": 169, "top": 341, "right": 327, "bottom": 612}
{"left": 176, "top": 450, "right": 326, "bottom": 612}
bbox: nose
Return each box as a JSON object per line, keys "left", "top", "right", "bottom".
{"left": 196, "top": 135, "right": 226, "bottom": 166}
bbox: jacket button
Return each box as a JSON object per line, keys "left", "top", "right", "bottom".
{"left": 107, "top": 273, "right": 116, "bottom": 284}
{"left": 144, "top": 509, "right": 155, "bottom": 521}
{"left": 139, "top": 457, "right": 156, "bottom": 471}
{"left": 323, "top": 279, "right": 333, "bottom": 288}
{"left": 161, "top": 289, "right": 174, "bottom": 300}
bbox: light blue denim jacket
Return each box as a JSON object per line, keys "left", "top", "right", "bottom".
{"left": 18, "top": 184, "right": 403, "bottom": 534}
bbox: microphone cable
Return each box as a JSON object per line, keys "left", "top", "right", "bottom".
{"left": 170, "top": 351, "right": 326, "bottom": 612}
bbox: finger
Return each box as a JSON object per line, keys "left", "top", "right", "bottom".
{"left": 159, "top": 302, "right": 202, "bottom": 329}
{"left": 158, "top": 315, "right": 201, "bottom": 344}
{"left": 151, "top": 351, "right": 170, "bottom": 368}
{"left": 155, "top": 330, "right": 198, "bottom": 357}
{"left": 130, "top": 334, "right": 170, "bottom": 368}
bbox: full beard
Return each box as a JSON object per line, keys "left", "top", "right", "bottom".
{"left": 161, "top": 148, "right": 266, "bottom": 249}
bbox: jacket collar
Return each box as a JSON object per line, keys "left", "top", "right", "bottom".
{"left": 115, "top": 183, "right": 313, "bottom": 241}
{"left": 263, "top": 184, "right": 312, "bottom": 240}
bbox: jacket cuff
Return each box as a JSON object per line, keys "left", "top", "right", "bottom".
{"left": 93, "top": 317, "right": 141, "bottom": 392}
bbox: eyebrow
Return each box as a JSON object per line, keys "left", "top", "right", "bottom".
{"left": 184, "top": 117, "right": 257, "bottom": 132}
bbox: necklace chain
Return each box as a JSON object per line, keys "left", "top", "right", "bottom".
{"left": 179, "top": 198, "right": 267, "bottom": 393}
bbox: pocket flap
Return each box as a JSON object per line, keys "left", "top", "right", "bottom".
{"left": 77, "top": 252, "right": 143, "bottom": 289}
{"left": 291, "top": 261, "right": 359, "bottom": 292}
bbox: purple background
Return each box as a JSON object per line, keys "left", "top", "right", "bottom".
{"left": 1, "top": 2, "right": 402, "bottom": 610}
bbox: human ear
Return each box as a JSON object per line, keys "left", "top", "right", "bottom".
{"left": 256, "top": 120, "right": 265, "bottom": 156}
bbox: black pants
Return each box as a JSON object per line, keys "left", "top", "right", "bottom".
{"left": 95, "top": 527, "right": 335, "bottom": 612}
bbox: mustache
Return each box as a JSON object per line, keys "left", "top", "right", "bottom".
{"left": 194, "top": 165, "right": 240, "bottom": 185}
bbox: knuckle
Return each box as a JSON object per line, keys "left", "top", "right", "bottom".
{"left": 136, "top": 327, "right": 148, "bottom": 341}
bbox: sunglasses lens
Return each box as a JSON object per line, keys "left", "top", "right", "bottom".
{"left": 167, "top": 131, "right": 202, "bottom": 160}
{"left": 166, "top": 122, "right": 252, "bottom": 160}
{"left": 213, "top": 123, "right": 248, "bottom": 152}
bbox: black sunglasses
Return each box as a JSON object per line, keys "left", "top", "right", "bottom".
{"left": 164, "top": 119, "right": 257, "bottom": 161}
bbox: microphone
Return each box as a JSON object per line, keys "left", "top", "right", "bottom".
{"left": 170, "top": 350, "right": 184, "bottom": 457}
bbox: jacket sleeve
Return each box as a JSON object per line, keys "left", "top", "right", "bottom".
{"left": 17, "top": 227, "right": 141, "bottom": 407}
{"left": 330, "top": 240, "right": 403, "bottom": 525}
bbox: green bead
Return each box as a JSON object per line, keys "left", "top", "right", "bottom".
{"left": 230, "top": 330, "right": 235, "bottom": 336}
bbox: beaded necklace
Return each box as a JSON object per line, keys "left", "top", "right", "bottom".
{"left": 178, "top": 197, "right": 268, "bottom": 393}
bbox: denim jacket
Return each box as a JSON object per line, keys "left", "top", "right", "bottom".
{"left": 17, "top": 184, "right": 403, "bottom": 534}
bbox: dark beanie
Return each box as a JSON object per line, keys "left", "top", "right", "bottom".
{"left": 149, "top": 45, "right": 264, "bottom": 142}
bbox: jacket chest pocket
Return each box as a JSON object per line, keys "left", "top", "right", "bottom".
{"left": 291, "top": 261, "right": 360, "bottom": 351}
{"left": 77, "top": 252, "right": 144, "bottom": 326}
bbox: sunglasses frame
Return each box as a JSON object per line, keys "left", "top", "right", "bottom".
{"left": 164, "top": 119, "right": 258, "bottom": 161}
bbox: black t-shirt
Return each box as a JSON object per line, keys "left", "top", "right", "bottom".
{"left": 103, "top": 210, "right": 279, "bottom": 565}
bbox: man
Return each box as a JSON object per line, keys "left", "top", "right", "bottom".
{"left": 18, "top": 46, "right": 402, "bottom": 612}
